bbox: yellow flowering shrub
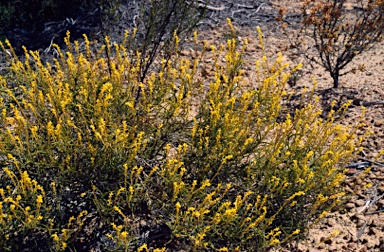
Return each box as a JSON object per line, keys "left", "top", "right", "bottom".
{"left": 0, "top": 20, "right": 364, "bottom": 251}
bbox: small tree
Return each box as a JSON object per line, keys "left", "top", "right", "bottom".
{"left": 280, "top": 0, "right": 384, "bottom": 88}
{"left": 131, "top": 0, "right": 205, "bottom": 103}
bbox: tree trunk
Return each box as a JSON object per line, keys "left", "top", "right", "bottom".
{"left": 331, "top": 69, "right": 340, "bottom": 88}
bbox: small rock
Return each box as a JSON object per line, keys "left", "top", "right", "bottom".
{"left": 350, "top": 234, "right": 358, "bottom": 242}
{"left": 352, "top": 214, "right": 366, "bottom": 225}
{"left": 347, "top": 242, "right": 357, "bottom": 250}
{"left": 203, "top": 58, "right": 213, "bottom": 64}
{"left": 355, "top": 199, "right": 366, "bottom": 207}
{"left": 345, "top": 186, "right": 355, "bottom": 194}
{"left": 179, "top": 50, "right": 191, "bottom": 57}
{"left": 345, "top": 202, "right": 355, "bottom": 210}
{"left": 379, "top": 237, "right": 384, "bottom": 247}
{"left": 366, "top": 238, "right": 377, "bottom": 249}
{"left": 368, "top": 227, "right": 381, "bottom": 236}
{"left": 367, "top": 204, "right": 378, "bottom": 213}
{"left": 326, "top": 218, "right": 337, "bottom": 227}
{"left": 345, "top": 168, "right": 359, "bottom": 175}
{"left": 317, "top": 242, "right": 326, "bottom": 249}
{"left": 377, "top": 185, "right": 384, "bottom": 193}
{"left": 370, "top": 218, "right": 382, "bottom": 228}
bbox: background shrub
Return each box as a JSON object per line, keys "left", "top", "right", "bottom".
{"left": 130, "top": 0, "right": 205, "bottom": 83}
{"left": 278, "top": 0, "right": 384, "bottom": 88}
{"left": 0, "top": 21, "right": 365, "bottom": 251}
{"left": 0, "top": 0, "right": 121, "bottom": 33}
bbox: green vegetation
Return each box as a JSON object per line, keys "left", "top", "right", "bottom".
{"left": 0, "top": 18, "right": 367, "bottom": 250}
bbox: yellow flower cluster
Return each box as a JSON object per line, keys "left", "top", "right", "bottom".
{"left": 0, "top": 17, "right": 366, "bottom": 251}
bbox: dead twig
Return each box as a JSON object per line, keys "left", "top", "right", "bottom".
{"left": 362, "top": 101, "right": 384, "bottom": 106}
{"left": 345, "top": 162, "right": 371, "bottom": 169}
{"left": 359, "top": 158, "right": 384, "bottom": 167}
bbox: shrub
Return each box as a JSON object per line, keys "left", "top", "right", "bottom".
{"left": 0, "top": 21, "right": 365, "bottom": 251}
{"left": 278, "top": 0, "right": 384, "bottom": 88}
{"left": 0, "top": 0, "right": 122, "bottom": 33}
{"left": 124, "top": 0, "right": 205, "bottom": 83}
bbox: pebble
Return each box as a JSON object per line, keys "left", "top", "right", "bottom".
{"left": 345, "top": 202, "right": 355, "bottom": 210}
{"left": 326, "top": 218, "right": 337, "bottom": 227}
{"left": 377, "top": 199, "right": 384, "bottom": 208}
{"left": 317, "top": 242, "right": 326, "bottom": 249}
{"left": 368, "top": 227, "right": 381, "bottom": 236}
{"left": 370, "top": 218, "right": 382, "bottom": 228}
{"left": 367, "top": 204, "right": 378, "bottom": 212}
{"left": 179, "top": 50, "right": 191, "bottom": 57}
{"left": 355, "top": 199, "right": 366, "bottom": 207}
{"left": 351, "top": 214, "right": 366, "bottom": 226}
{"left": 365, "top": 238, "right": 377, "bottom": 249}
{"left": 377, "top": 185, "right": 384, "bottom": 193}
{"left": 347, "top": 242, "right": 357, "bottom": 250}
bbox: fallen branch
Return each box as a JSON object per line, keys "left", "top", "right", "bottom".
{"left": 359, "top": 158, "right": 384, "bottom": 167}
{"left": 354, "top": 99, "right": 384, "bottom": 106}
{"left": 189, "top": 0, "right": 226, "bottom": 11}
{"left": 366, "top": 209, "right": 384, "bottom": 215}
{"left": 345, "top": 162, "right": 371, "bottom": 169}
{"left": 362, "top": 100, "right": 384, "bottom": 106}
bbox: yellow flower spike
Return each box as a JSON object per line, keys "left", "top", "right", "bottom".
{"left": 172, "top": 181, "right": 185, "bottom": 202}
{"left": 115, "top": 187, "right": 125, "bottom": 199}
{"left": 137, "top": 243, "right": 149, "bottom": 252}
{"left": 223, "top": 208, "right": 237, "bottom": 222}
{"left": 136, "top": 166, "right": 143, "bottom": 177}
{"left": 50, "top": 182, "right": 57, "bottom": 197}
{"left": 202, "top": 40, "right": 208, "bottom": 52}
{"left": 323, "top": 229, "right": 340, "bottom": 243}
{"left": 4, "top": 39, "right": 17, "bottom": 58}
{"left": 46, "top": 121, "right": 55, "bottom": 138}
{"left": 175, "top": 202, "right": 181, "bottom": 211}
{"left": 54, "top": 123, "right": 62, "bottom": 137}
{"left": 268, "top": 238, "right": 280, "bottom": 247}
{"left": 61, "top": 242, "right": 67, "bottom": 251}
{"left": 193, "top": 31, "right": 198, "bottom": 45}
{"left": 256, "top": 26, "right": 264, "bottom": 50}
{"left": 173, "top": 29, "right": 180, "bottom": 51}
{"left": 120, "top": 231, "right": 128, "bottom": 241}
{"left": 9, "top": 204, "right": 16, "bottom": 212}
{"left": 266, "top": 227, "right": 280, "bottom": 239}
{"left": 51, "top": 233, "right": 59, "bottom": 242}
{"left": 128, "top": 186, "right": 134, "bottom": 201}
{"left": 36, "top": 195, "right": 43, "bottom": 209}
{"left": 287, "top": 191, "right": 305, "bottom": 202}
{"left": 199, "top": 179, "right": 211, "bottom": 191}
{"left": 107, "top": 192, "right": 113, "bottom": 206}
